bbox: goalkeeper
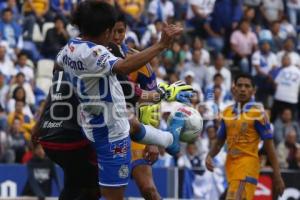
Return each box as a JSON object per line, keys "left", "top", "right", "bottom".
{"left": 111, "top": 15, "right": 193, "bottom": 199}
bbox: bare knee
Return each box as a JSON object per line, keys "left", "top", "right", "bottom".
{"left": 140, "top": 185, "right": 161, "bottom": 200}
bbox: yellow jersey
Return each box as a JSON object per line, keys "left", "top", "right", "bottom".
{"left": 218, "top": 101, "right": 273, "bottom": 184}
{"left": 23, "top": 0, "right": 48, "bottom": 15}
{"left": 118, "top": 0, "right": 145, "bottom": 16}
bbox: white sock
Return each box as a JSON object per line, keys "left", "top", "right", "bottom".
{"left": 139, "top": 125, "right": 173, "bottom": 148}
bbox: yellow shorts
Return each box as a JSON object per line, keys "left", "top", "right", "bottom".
{"left": 226, "top": 179, "right": 257, "bottom": 200}
{"left": 131, "top": 141, "right": 149, "bottom": 169}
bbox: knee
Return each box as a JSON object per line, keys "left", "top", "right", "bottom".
{"left": 140, "top": 185, "right": 160, "bottom": 200}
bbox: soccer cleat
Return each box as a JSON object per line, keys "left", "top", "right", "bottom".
{"left": 166, "top": 112, "right": 185, "bottom": 156}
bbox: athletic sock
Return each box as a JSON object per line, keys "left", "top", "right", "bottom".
{"left": 131, "top": 124, "right": 173, "bottom": 148}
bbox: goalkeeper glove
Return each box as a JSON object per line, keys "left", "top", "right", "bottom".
{"left": 139, "top": 104, "right": 161, "bottom": 127}
{"left": 157, "top": 81, "right": 194, "bottom": 103}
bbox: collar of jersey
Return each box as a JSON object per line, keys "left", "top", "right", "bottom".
{"left": 232, "top": 98, "right": 256, "bottom": 114}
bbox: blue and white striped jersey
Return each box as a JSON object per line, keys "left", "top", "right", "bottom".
{"left": 57, "top": 38, "right": 130, "bottom": 143}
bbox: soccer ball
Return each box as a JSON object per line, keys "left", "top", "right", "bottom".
{"left": 168, "top": 105, "right": 203, "bottom": 143}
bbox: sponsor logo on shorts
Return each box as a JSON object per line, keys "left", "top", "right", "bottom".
{"left": 110, "top": 140, "right": 128, "bottom": 158}
{"left": 42, "top": 121, "right": 63, "bottom": 129}
{"left": 118, "top": 165, "right": 129, "bottom": 179}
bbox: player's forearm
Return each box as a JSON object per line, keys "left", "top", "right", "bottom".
{"left": 113, "top": 43, "right": 165, "bottom": 75}
{"left": 208, "top": 138, "right": 225, "bottom": 158}
{"left": 138, "top": 91, "right": 161, "bottom": 104}
{"left": 264, "top": 139, "right": 282, "bottom": 176}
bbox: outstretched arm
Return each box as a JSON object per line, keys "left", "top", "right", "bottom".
{"left": 113, "top": 23, "right": 182, "bottom": 75}
{"left": 264, "top": 139, "right": 285, "bottom": 196}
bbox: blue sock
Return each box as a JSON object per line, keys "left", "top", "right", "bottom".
{"left": 131, "top": 124, "right": 146, "bottom": 142}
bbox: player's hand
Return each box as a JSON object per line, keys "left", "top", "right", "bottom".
{"left": 273, "top": 175, "right": 285, "bottom": 196}
{"left": 159, "top": 22, "right": 183, "bottom": 49}
{"left": 205, "top": 154, "right": 215, "bottom": 172}
{"left": 139, "top": 104, "right": 161, "bottom": 127}
{"left": 143, "top": 145, "right": 159, "bottom": 164}
{"left": 158, "top": 81, "right": 194, "bottom": 102}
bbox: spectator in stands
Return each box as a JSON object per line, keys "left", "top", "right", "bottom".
{"left": 269, "top": 53, "right": 290, "bottom": 82}
{"left": 287, "top": 0, "right": 300, "bottom": 27}
{"left": 192, "top": 37, "right": 210, "bottom": 66}
{"left": 0, "top": 72, "right": 9, "bottom": 109}
{"left": 205, "top": 53, "right": 231, "bottom": 91}
{"left": 277, "top": 38, "right": 300, "bottom": 68}
{"left": 277, "top": 129, "right": 300, "bottom": 169}
{"left": 0, "top": 129, "right": 14, "bottom": 163}
{"left": 117, "top": 0, "right": 145, "bottom": 28}
{"left": 10, "top": 72, "right": 35, "bottom": 107}
{"left": 273, "top": 108, "right": 300, "bottom": 145}
{"left": 230, "top": 19, "right": 258, "bottom": 73}
{"left": 243, "top": 0, "right": 262, "bottom": 25}
{"left": 185, "top": 0, "right": 216, "bottom": 36}
{"left": 0, "top": 8, "right": 23, "bottom": 53}
{"left": 164, "top": 41, "right": 185, "bottom": 68}
{"left": 50, "top": 0, "right": 73, "bottom": 21}
{"left": 0, "top": 0, "right": 21, "bottom": 23}
{"left": 252, "top": 40, "right": 278, "bottom": 106}
{"left": 22, "top": 0, "right": 50, "bottom": 41}
{"left": 7, "top": 100, "right": 34, "bottom": 141}
{"left": 0, "top": 105, "right": 7, "bottom": 131}
{"left": 205, "top": 73, "right": 229, "bottom": 101}
{"left": 243, "top": 6, "right": 256, "bottom": 27}
{"left": 153, "top": 147, "right": 175, "bottom": 168}
{"left": 7, "top": 86, "right": 33, "bottom": 117}
{"left": 272, "top": 59, "right": 300, "bottom": 121}
{"left": 261, "top": 0, "right": 284, "bottom": 25}
{"left": 204, "top": 0, "right": 243, "bottom": 53}
{"left": 177, "top": 142, "right": 202, "bottom": 168}
{"left": 42, "top": 15, "right": 69, "bottom": 59}
{"left": 148, "top": 0, "right": 174, "bottom": 22}
{"left": 23, "top": 144, "right": 61, "bottom": 200}
{"left": 13, "top": 52, "right": 34, "bottom": 84}
{"left": 279, "top": 16, "right": 297, "bottom": 39}
{"left": 8, "top": 117, "right": 27, "bottom": 163}
{"left": 141, "top": 19, "right": 162, "bottom": 49}
{"left": 271, "top": 20, "right": 285, "bottom": 52}
{"left": 0, "top": 45, "right": 14, "bottom": 82}
{"left": 184, "top": 70, "right": 202, "bottom": 95}
{"left": 181, "top": 49, "right": 207, "bottom": 87}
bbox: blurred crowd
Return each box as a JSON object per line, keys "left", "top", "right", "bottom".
{"left": 0, "top": 0, "right": 300, "bottom": 174}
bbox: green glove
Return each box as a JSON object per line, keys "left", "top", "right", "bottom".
{"left": 158, "top": 81, "right": 193, "bottom": 102}
{"left": 139, "top": 104, "right": 161, "bottom": 128}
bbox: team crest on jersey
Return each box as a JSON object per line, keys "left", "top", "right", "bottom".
{"left": 110, "top": 140, "right": 128, "bottom": 158}
{"left": 240, "top": 122, "right": 248, "bottom": 134}
{"left": 118, "top": 165, "right": 129, "bottom": 179}
{"left": 68, "top": 44, "right": 75, "bottom": 52}
{"left": 93, "top": 49, "right": 102, "bottom": 57}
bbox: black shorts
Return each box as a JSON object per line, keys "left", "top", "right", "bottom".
{"left": 43, "top": 144, "right": 98, "bottom": 189}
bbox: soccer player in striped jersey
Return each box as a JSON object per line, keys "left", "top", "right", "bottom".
{"left": 55, "top": 1, "right": 188, "bottom": 199}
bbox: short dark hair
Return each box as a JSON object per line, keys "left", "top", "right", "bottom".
{"left": 2, "top": 8, "right": 12, "bottom": 16}
{"left": 213, "top": 73, "right": 223, "bottom": 81}
{"left": 234, "top": 73, "right": 255, "bottom": 87}
{"left": 18, "top": 51, "right": 28, "bottom": 59}
{"left": 71, "top": 1, "right": 117, "bottom": 37}
{"left": 116, "top": 13, "right": 127, "bottom": 27}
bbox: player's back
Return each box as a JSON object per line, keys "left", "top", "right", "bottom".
{"left": 57, "top": 38, "right": 130, "bottom": 143}
{"left": 38, "top": 70, "right": 87, "bottom": 145}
